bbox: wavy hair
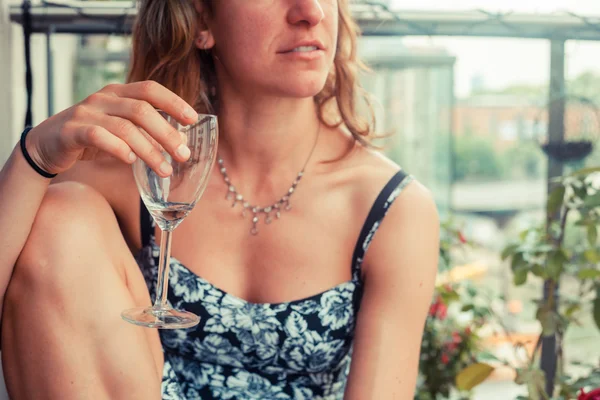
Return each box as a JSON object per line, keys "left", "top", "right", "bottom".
{"left": 127, "top": 0, "right": 375, "bottom": 146}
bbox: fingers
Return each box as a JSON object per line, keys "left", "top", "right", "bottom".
{"left": 100, "top": 81, "right": 198, "bottom": 126}
{"left": 84, "top": 92, "right": 192, "bottom": 166}
{"left": 69, "top": 123, "right": 138, "bottom": 166}
{"left": 98, "top": 114, "right": 176, "bottom": 177}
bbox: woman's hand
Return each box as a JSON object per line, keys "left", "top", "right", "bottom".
{"left": 25, "top": 80, "right": 198, "bottom": 177}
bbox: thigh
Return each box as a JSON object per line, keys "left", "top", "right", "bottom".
{"left": 1, "top": 182, "right": 163, "bottom": 400}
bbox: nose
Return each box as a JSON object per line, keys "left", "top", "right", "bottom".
{"left": 287, "top": 0, "right": 325, "bottom": 27}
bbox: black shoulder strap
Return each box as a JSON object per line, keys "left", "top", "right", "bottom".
{"left": 351, "top": 169, "right": 413, "bottom": 277}
{"left": 139, "top": 198, "right": 153, "bottom": 247}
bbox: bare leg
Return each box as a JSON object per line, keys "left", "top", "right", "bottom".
{"left": 2, "top": 182, "right": 163, "bottom": 400}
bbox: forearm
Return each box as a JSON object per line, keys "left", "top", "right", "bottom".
{"left": 0, "top": 144, "right": 52, "bottom": 318}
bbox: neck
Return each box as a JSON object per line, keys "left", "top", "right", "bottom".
{"left": 216, "top": 90, "right": 321, "bottom": 203}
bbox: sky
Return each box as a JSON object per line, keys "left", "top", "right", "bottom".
{"left": 386, "top": 0, "right": 600, "bottom": 97}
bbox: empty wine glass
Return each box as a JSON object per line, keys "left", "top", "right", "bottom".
{"left": 122, "top": 111, "right": 218, "bottom": 329}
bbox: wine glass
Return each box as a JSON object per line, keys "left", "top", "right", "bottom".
{"left": 121, "top": 111, "right": 218, "bottom": 329}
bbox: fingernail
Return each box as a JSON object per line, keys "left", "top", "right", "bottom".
{"left": 176, "top": 144, "right": 191, "bottom": 160}
{"left": 128, "top": 152, "right": 137, "bottom": 163}
{"left": 183, "top": 107, "right": 196, "bottom": 120}
{"left": 159, "top": 161, "right": 173, "bottom": 176}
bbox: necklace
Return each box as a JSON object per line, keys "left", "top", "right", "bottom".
{"left": 217, "top": 125, "right": 320, "bottom": 236}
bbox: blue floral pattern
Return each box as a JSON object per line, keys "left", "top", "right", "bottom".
{"left": 136, "top": 170, "right": 413, "bottom": 399}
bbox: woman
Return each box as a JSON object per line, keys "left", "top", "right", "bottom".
{"left": 0, "top": 0, "right": 439, "bottom": 399}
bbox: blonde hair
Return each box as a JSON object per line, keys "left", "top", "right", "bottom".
{"left": 127, "top": 0, "right": 375, "bottom": 147}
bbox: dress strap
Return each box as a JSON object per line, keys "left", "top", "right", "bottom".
{"left": 351, "top": 169, "right": 414, "bottom": 278}
{"left": 139, "top": 198, "right": 154, "bottom": 248}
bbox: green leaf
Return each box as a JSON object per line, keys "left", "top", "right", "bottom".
{"left": 467, "top": 286, "right": 478, "bottom": 297}
{"left": 594, "top": 286, "right": 600, "bottom": 332}
{"left": 531, "top": 264, "right": 547, "bottom": 278}
{"left": 513, "top": 267, "right": 528, "bottom": 286}
{"left": 586, "top": 194, "right": 600, "bottom": 209}
{"left": 477, "top": 351, "right": 502, "bottom": 363}
{"left": 501, "top": 244, "right": 520, "bottom": 261}
{"left": 461, "top": 304, "right": 475, "bottom": 312}
{"left": 515, "top": 367, "right": 546, "bottom": 396}
{"left": 440, "top": 290, "right": 460, "bottom": 304}
{"left": 511, "top": 253, "right": 526, "bottom": 272}
{"left": 547, "top": 185, "right": 566, "bottom": 215}
{"left": 569, "top": 166, "right": 600, "bottom": 177}
{"left": 536, "top": 306, "right": 558, "bottom": 336}
{"left": 519, "top": 229, "right": 529, "bottom": 242}
{"left": 584, "top": 249, "right": 600, "bottom": 263}
{"left": 526, "top": 368, "right": 547, "bottom": 400}
{"left": 578, "top": 268, "right": 600, "bottom": 280}
{"left": 455, "top": 363, "right": 495, "bottom": 391}
{"left": 565, "top": 303, "right": 581, "bottom": 318}
{"left": 547, "top": 251, "right": 566, "bottom": 280}
{"left": 589, "top": 225, "right": 599, "bottom": 246}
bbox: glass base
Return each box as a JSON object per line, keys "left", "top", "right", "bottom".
{"left": 121, "top": 306, "right": 200, "bottom": 329}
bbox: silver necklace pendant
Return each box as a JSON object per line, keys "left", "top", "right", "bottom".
{"left": 218, "top": 158, "right": 303, "bottom": 236}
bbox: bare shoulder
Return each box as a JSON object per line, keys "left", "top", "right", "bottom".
{"left": 345, "top": 144, "right": 436, "bottom": 217}
{"left": 344, "top": 145, "right": 440, "bottom": 276}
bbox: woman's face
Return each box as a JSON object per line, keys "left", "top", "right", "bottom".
{"left": 202, "top": 0, "right": 339, "bottom": 99}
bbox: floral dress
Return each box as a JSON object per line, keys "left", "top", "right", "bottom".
{"left": 136, "top": 169, "right": 414, "bottom": 400}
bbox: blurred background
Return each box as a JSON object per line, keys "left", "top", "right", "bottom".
{"left": 2, "top": 1, "right": 600, "bottom": 399}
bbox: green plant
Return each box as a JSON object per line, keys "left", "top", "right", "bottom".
{"left": 416, "top": 282, "right": 494, "bottom": 400}
{"left": 416, "top": 219, "right": 494, "bottom": 399}
{"left": 502, "top": 166, "right": 600, "bottom": 399}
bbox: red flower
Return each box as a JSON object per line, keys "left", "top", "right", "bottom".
{"left": 579, "top": 388, "right": 600, "bottom": 400}
{"left": 441, "top": 353, "right": 450, "bottom": 365}
{"left": 429, "top": 298, "right": 448, "bottom": 320}
{"left": 445, "top": 342, "right": 458, "bottom": 352}
{"left": 458, "top": 231, "right": 467, "bottom": 244}
{"left": 452, "top": 332, "right": 462, "bottom": 344}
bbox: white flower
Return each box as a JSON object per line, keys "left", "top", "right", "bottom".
{"left": 192, "top": 335, "right": 245, "bottom": 368}
{"left": 318, "top": 285, "right": 355, "bottom": 330}
{"left": 161, "top": 329, "right": 189, "bottom": 351}
{"left": 284, "top": 311, "right": 308, "bottom": 338}
{"left": 586, "top": 172, "right": 600, "bottom": 190}
{"left": 162, "top": 362, "right": 184, "bottom": 400}
{"left": 291, "top": 385, "right": 314, "bottom": 400}
{"left": 203, "top": 294, "right": 245, "bottom": 333}
{"left": 281, "top": 333, "right": 346, "bottom": 373}
{"left": 290, "top": 300, "right": 320, "bottom": 315}
{"left": 221, "top": 371, "right": 291, "bottom": 400}
{"left": 177, "top": 359, "right": 223, "bottom": 390}
{"left": 169, "top": 263, "right": 207, "bottom": 303}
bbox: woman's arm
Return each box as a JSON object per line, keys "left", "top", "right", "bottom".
{"left": 0, "top": 145, "right": 54, "bottom": 323}
{"left": 344, "top": 181, "right": 440, "bottom": 399}
{"left": 0, "top": 81, "right": 197, "bottom": 325}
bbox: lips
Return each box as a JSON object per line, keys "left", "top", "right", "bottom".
{"left": 290, "top": 46, "right": 319, "bottom": 52}
{"left": 279, "top": 40, "right": 325, "bottom": 54}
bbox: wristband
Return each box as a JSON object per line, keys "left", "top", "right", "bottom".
{"left": 19, "top": 127, "right": 58, "bottom": 179}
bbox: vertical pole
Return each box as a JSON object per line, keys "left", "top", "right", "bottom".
{"left": 46, "top": 24, "right": 55, "bottom": 117}
{"left": 0, "top": 0, "right": 14, "bottom": 167}
{"left": 448, "top": 61, "right": 456, "bottom": 215}
{"left": 541, "top": 38, "right": 566, "bottom": 398}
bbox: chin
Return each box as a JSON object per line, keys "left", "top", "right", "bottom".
{"left": 273, "top": 73, "right": 329, "bottom": 99}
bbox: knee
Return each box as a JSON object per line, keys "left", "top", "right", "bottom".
{"left": 10, "top": 182, "right": 118, "bottom": 295}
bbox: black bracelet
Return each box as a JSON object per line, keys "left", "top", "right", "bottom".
{"left": 19, "top": 127, "right": 58, "bottom": 179}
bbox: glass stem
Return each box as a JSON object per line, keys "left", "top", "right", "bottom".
{"left": 154, "top": 229, "right": 173, "bottom": 309}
